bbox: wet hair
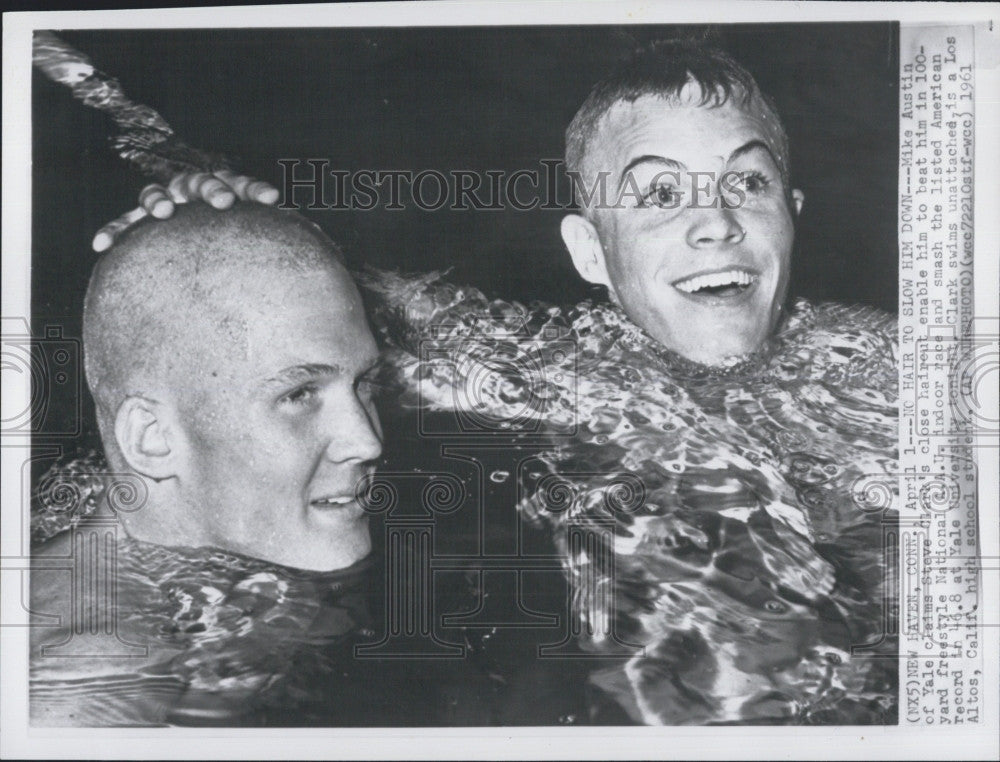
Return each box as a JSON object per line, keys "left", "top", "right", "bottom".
{"left": 83, "top": 202, "right": 349, "bottom": 461}
{"left": 564, "top": 39, "right": 791, "bottom": 197}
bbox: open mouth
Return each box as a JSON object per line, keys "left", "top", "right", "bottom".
{"left": 309, "top": 494, "right": 366, "bottom": 522}
{"left": 310, "top": 495, "right": 356, "bottom": 510}
{"left": 673, "top": 268, "right": 758, "bottom": 299}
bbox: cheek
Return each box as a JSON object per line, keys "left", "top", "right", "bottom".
{"left": 193, "top": 409, "right": 316, "bottom": 482}
{"left": 605, "top": 230, "right": 663, "bottom": 287}
{"left": 244, "top": 417, "right": 323, "bottom": 477}
{"left": 749, "top": 202, "right": 795, "bottom": 253}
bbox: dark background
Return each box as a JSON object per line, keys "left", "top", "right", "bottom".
{"left": 32, "top": 23, "right": 899, "bottom": 442}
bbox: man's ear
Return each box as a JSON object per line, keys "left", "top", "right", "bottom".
{"left": 560, "top": 214, "right": 612, "bottom": 288}
{"left": 791, "top": 188, "right": 804, "bottom": 217}
{"left": 113, "top": 396, "right": 180, "bottom": 480}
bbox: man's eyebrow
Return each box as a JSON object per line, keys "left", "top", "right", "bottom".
{"left": 727, "top": 139, "right": 777, "bottom": 165}
{"left": 619, "top": 155, "right": 684, "bottom": 185}
{"left": 618, "top": 142, "right": 776, "bottom": 185}
{"left": 263, "top": 355, "right": 384, "bottom": 387}
{"left": 262, "top": 363, "right": 343, "bottom": 388}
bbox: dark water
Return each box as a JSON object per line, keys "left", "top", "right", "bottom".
{"left": 29, "top": 530, "right": 497, "bottom": 726}
{"left": 365, "top": 271, "right": 900, "bottom": 725}
{"left": 31, "top": 274, "right": 898, "bottom": 726}
{"left": 31, "top": 478, "right": 597, "bottom": 726}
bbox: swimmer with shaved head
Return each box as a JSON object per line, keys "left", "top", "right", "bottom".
{"left": 83, "top": 201, "right": 383, "bottom": 570}
{"left": 31, "top": 201, "right": 385, "bottom": 724}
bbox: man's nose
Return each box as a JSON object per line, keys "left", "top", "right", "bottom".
{"left": 323, "top": 395, "right": 383, "bottom": 465}
{"left": 686, "top": 202, "right": 746, "bottom": 249}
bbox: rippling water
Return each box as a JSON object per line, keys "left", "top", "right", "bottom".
{"left": 364, "top": 270, "right": 899, "bottom": 725}
{"left": 29, "top": 528, "right": 501, "bottom": 726}
{"left": 32, "top": 271, "right": 898, "bottom": 725}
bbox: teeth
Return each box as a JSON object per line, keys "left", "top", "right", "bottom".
{"left": 312, "top": 496, "right": 353, "bottom": 506}
{"left": 675, "top": 269, "right": 756, "bottom": 294}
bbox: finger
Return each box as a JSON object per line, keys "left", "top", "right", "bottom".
{"left": 214, "top": 170, "right": 279, "bottom": 204}
{"left": 92, "top": 206, "right": 148, "bottom": 252}
{"left": 163, "top": 171, "right": 214, "bottom": 204}
{"left": 246, "top": 180, "right": 280, "bottom": 205}
{"left": 197, "top": 176, "right": 236, "bottom": 209}
{"left": 182, "top": 172, "right": 217, "bottom": 202}
{"left": 212, "top": 169, "right": 252, "bottom": 199}
{"left": 139, "top": 184, "right": 175, "bottom": 219}
{"left": 167, "top": 173, "right": 193, "bottom": 203}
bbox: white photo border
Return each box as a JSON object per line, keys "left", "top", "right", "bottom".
{"left": 3, "top": 2, "right": 998, "bottom": 759}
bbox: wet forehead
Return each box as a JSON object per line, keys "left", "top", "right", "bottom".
{"left": 594, "top": 94, "right": 785, "bottom": 173}
{"left": 196, "top": 264, "right": 375, "bottom": 380}
{"left": 247, "top": 267, "right": 374, "bottom": 366}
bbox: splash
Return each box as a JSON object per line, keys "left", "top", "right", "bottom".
{"left": 33, "top": 32, "right": 232, "bottom": 182}
{"left": 33, "top": 270, "right": 898, "bottom": 725}
{"left": 361, "top": 268, "right": 899, "bottom": 724}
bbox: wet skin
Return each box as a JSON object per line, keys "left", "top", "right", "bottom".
{"left": 169, "top": 264, "right": 384, "bottom": 572}
{"left": 562, "top": 86, "right": 804, "bottom": 365}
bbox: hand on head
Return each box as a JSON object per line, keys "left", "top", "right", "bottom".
{"left": 92, "top": 170, "right": 280, "bottom": 252}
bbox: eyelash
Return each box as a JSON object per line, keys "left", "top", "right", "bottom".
{"left": 734, "top": 170, "right": 771, "bottom": 194}
{"left": 278, "top": 369, "right": 383, "bottom": 408}
{"left": 280, "top": 383, "right": 320, "bottom": 407}
{"left": 639, "top": 170, "right": 772, "bottom": 208}
{"left": 641, "top": 182, "right": 682, "bottom": 208}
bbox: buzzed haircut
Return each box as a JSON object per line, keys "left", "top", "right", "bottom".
{"left": 564, "top": 39, "right": 792, "bottom": 194}
{"left": 83, "top": 202, "right": 347, "bottom": 455}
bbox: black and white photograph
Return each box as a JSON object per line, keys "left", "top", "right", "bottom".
{"left": 2, "top": 2, "right": 998, "bottom": 759}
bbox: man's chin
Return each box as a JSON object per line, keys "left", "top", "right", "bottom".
{"left": 235, "top": 529, "right": 372, "bottom": 573}
{"left": 669, "top": 330, "right": 768, "bottom": 367}
{"left": 272, "top": 541, "right": 372, "bottom": 573}
{"left": 637, "top": 297, "right": 771, "bottom": 363}
{"left": 660, "top": 305, "right": 773, "bottom": 365}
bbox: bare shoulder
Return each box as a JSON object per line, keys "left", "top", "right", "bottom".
{"left": 28, "top": 532, "right": 188, "bottom": 726}
{"left": 29, "top": 531, "right": 74, "bottom": 630}
{"left": 29, "top": 531, "right": 179, "bottom": 675}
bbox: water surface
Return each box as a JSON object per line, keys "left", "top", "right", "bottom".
{"left": 32, "top": 272, "right": 898, "bottom": 725}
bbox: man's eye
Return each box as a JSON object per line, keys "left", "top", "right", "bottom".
{"left": 279, "top": 383, "right": 319, "bottom": 406}
{"left": 642, "top": 183, "right": 683, "bottom": 208}
{"left": 734, "top": 171, "right": 771, "bottom": 194}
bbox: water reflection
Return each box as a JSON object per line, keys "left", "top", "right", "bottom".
{"left": 366, "top": 270, "right": 899, "bottom": 725}
{"left": 32, "top": 272, "right": 898, "bottom": 725}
